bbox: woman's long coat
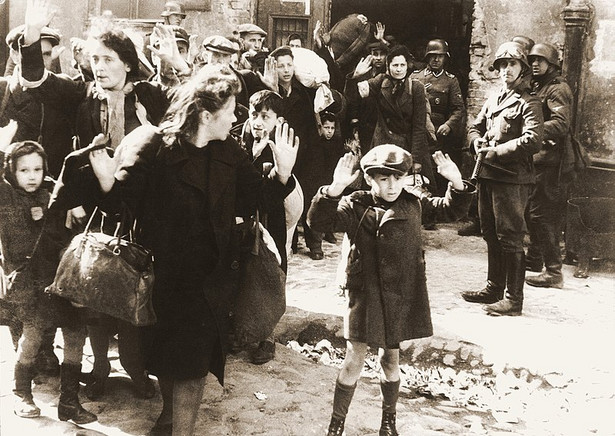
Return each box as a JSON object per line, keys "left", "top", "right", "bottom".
{"left": 307, "top": 185, "right": 472, "bottom": 347}
{"left": 95, "top": 125, "right": 295, "bottom": 383}
{"left": 363, "top": 74, "right": 435, "bottom": 187}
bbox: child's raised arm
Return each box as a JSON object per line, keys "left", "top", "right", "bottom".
{"left": 432, "top": 150, "right": 464, "bottom": 191}
{"left": 326, "top": 152, "right": 360, "bottom": 197}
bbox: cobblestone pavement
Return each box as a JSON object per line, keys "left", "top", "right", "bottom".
{"left": 0, "top": 222, "right": 613, "bottom": 435}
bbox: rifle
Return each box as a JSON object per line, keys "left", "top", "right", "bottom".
{"left": 470, "top": 136, "right": 517, "bottom": 183}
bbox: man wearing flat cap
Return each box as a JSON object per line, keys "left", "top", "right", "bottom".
{"left": 1, "top": 24, "right": 73, "bottom": 178}
{"left": 202, "top": 35, "right": 239, "bottom": 66}
{"left": 344, "top": 40, "right": 390, "bottom": 154}
{"left": 200, "top": 35, "right": 268, "bottom": 139}
{"left": 237, "top": 23, "right": 268, "bottom": 71}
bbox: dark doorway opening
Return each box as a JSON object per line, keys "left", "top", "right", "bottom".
{"left": 330, "top": 0, "right": 474, "bottom": 98}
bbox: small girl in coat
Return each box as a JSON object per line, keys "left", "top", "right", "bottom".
{"left": 307, "top": 144, "right": 474, "bottom": 436}
{"left": 0, "top": 141, "right": 96, "bottom": 423}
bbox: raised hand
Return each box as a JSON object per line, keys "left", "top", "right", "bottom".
{"left": 0, "top": 120, "right": 18, "bottom": 153}
{"left": 24, "top": 0, "right": 54, "bottom": 45}
{"left": 148, "top": 24, "right": 190, "bottom": 73}
{"left": 353, "top": 55, "right": 373, "bottom": 78}
{"left": 270, "top": 122, "right": 299, "bottom": 185}
{"left": 188, "top": 34, "right": 201, "bottom": 64}
{"left": 258, "top": 57, "right": 278, "bottom": 91}
{"left": 328, "top": 152, "right": 360, "bottom": 197}
{"left": 374, "top": 22, "right": 386, "bottom": 41}
{"left": 432, "top": 150, "right": 463, "bottom": 190}
{"left": 88, "top": 134, "right": 118, "bottom": 193}
{"left": 313, "top": 20, "right": 323, "bottom": 48}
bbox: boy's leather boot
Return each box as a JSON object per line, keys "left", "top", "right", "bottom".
{"left": 379, "top": 412, "right": 399, "bottom": 436}
{"left": 58, "top": 363, "right": 97, "bottom": 424}
{"left": 462, "top": 244, "right": 505, "bottom": 303}
{"left": 326, "top": 417, "right": 345, "bottom": 436}
{"left": 485, "top": 251, "right": 524, "bottom": 316}
{"left": 379, "top": 379, "right": 399, "bottom": 435}
{"left": 13, "top": 362, "right": 40, "bottom": 418}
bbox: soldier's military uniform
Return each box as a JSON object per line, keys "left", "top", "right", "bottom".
{"left": 411, "top": 40, "right": 465, "bottom": 200}
{"left": 410, "top": 67, "right": 465, "bottom": 158}
{"left": 525, "top": 43, "right": 575, "bottom": 289}
{"left": 461, "top": 41, "right": 544, "bottom": 317}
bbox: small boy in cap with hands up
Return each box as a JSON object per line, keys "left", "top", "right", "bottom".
{"left": 307, "top": 145, "right": 474, "bottom": 436}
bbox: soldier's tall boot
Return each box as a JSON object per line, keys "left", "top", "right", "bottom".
{"left": 526, "top": 222, "right": 563, "bottom": 288}
{"left": 461, "top": 244, "right": 506, "bottom": 304}
{"left": 485, "top": 251, "right": 524, "bottom": 316}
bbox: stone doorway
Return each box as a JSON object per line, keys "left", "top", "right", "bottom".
{"left": 329, "top": 0, "right": 474, "bottom": 98}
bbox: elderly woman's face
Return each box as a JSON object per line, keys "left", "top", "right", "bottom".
{"left": 206, "top": 95, "right": 237, "bottom": 141}
{"left": 90, "top": 40, "right": 130, "bottom": 91}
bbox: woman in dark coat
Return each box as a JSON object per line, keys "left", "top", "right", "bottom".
{"left": 355, "top": 44, "right": 436, "bottom": 189}
{"left": 20, "top": 5, "right": 188, "bottom": 400}
{"left": 87, "top": 64, "right": 298, "bottom": 435}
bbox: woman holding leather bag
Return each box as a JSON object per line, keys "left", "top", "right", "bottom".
{"left": 19, "top": 0, "right": 190, "bottom": 402}
{"left": 87, "top": 64, "right": 299, "bottom": 436}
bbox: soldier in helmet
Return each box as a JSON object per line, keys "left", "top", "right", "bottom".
{"left": 161, "top": 1, "right": 186, "bottom": 27}
{"left": 411, "top": 39, "right": 466, "bottom": 195}
{"left": 460, "top": 41, "right": 544, "bottom": 316}
{"left": 524, "top": 43, "right": 574, "bottom": 289}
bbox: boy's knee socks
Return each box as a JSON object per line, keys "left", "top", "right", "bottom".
{"left": 331, "top": 379, "right": 357, "bottom": 420}
{"left": 380, "top": 379, "right": 400, "bottom": 413}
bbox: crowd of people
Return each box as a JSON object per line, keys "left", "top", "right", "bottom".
{"left": 0, "top": 0, "right": 577, "bottom": 435}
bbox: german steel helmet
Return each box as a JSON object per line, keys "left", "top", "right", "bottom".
{"left": 161, "top": 1, "right": 186, "bottom": 18}
{"left": 528, "top": 43, "right": 560, "bottom": 67}
{"left": 493, "top": 41, "right": 529, "bottom": 70}
{"left": 424, "top": 39, "right": 450, "bottom": 58}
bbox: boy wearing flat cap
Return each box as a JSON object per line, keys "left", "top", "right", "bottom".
{"left": 307, "top": 145, "right": 474, "bottom": 436}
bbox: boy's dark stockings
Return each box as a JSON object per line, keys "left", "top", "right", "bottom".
{"left": 330, "top": 379, "right": 356, "bottom": 425}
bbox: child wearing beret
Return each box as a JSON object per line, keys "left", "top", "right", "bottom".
{"left": 307, "top": 144, "right": 474, "bottom": 436}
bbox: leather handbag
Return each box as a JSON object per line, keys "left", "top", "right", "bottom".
{"left": 48, "top": 208, "right": 156, "bottom": 326}
{"left": 232, "top": 210, "right": 286, "bottom": 346}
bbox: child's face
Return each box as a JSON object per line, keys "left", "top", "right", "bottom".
{"left": 249, "top": 105, "right": 279, "bottom": 139}
{"left": 365, "top": 172, "right": 406, "bottom": 203}
{"left": 321, "top": 120, "right": 336, "bottom": 140}
{"left": 15, "top": 153, "right": 45, "bottom": 193}
{"left": 275, "top": 55, "right": 295, "bottom": 85}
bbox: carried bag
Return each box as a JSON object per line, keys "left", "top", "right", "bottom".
{"left": 48, "top": 207, "right": 156, "bottom": 326}
{"left": 232, "top": 210, "right": 286, "bottom": 346}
